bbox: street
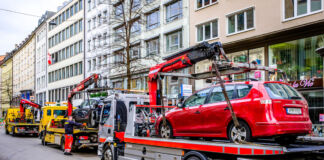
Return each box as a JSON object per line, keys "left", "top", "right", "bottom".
{"left": 0, "top": 127, "right": 98, "bottom": 160}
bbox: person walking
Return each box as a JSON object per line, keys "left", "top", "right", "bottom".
{"left": 63, "top": 116, "right": 83, "bottom": 155}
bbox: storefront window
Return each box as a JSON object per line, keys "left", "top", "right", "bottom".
{"left": 167, "top": 68, "right": 189, "bottom": 99}
{"left": 269, "top": 34, "right": 324, "bottom": 81}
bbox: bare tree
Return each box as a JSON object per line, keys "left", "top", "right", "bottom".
{"left": 1, "top": 78, "right": 13, "bottom": 107}
{"left": 101, "top": 0, "right": 161, "bottom": 89}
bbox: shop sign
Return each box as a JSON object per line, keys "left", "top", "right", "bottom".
{"left": 289, "top": 78, "right": 323, "bottom": 89}
{"left": 181, "top": 84, "right": 192, "bottom": 97}
{"left": 320, "top": 114, "right": 324, "bottom": 122}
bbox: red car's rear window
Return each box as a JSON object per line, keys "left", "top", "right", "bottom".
{"left": 264, "top": 83, "right": 302, "bottom": 100}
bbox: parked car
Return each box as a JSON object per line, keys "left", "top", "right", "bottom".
{"left": 156, "top": 81, "right": 312, "bottom": 144}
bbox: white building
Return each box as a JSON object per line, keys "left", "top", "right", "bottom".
{"left": 108, "top": 0, "right": 190, "bottom": 99}
{"left": 47, "top": 0, "right": 85, "bottom": 106}
{"left": 85, "top": 0, "right": 110, "bottom": 86}
{"left": 35, "top": 11, "right": 55, "bottom": 106}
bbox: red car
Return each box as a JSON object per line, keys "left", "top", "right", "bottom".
{"left": 156, "top": 81, "right": 312, "bottom": 144}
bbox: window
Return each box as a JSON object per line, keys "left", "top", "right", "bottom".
{"left": 88, "top": 20, "right": 91, "bottom": 31}
{"left": 74, "top": 63, "right": 78, "bottom": 75}
{"left": 130, "top": 45, "right": 140, "bottom": 59}
{"left": 131, "top": 20, "right": 141, "bottom": 34}
{"left": 88, "top": 0, "right": 91, "bottom": 11}
{"left": 197, "top": 0, "right": 217, "bottom": 9}
{"left": 79, "top": 19, "right": 83, "bottom": 32}
{"left": 74, "top": 2, "right": 79, "bottom": 13}
{"left": 62, "top": 30, "right": 66, "bottom": 41}
{"left": 115, "top": 26, "right": 124, "bottom": 42}
{"left": 79, "top": 40, "right": 83, "bottom": 52}
{"left": 166, "top": 0, "right": 182, "bottom": 23}
{"left": 70, "top": 65, "right": 73, "bottom": 77}
{"left": 98, "top": 14, "right": 102, "bottom": 26}
{"left": 62, "top": 67, "right": 66, "bottom": 79}
{"left": 92, "top": 59, "right": 96, "bottom": 70}
{"left": 103, "top": 33, "right": 107, "bottom": 45}
{"left": 70, "top": 24, "right": 74, "bottom": 36}
{"left": 264, "top": 83, "right": 302, "bottom": 100}
{"left": 115, "top": 3, "right": 123, "bottom": 18}
{"left": 183, "top": 88, "right": 210, "bottom": 107}
{"left": 114, "top": 51, "right": 123, "bottom": 64}
{"left": 197, "top": 20, "right": 218, "bottom": 42}
{"left": 74, "top": 22, "right": 78, "bottom": 34}
{"left": 79, "top": 0, "right": 83, "bottom": 10}
{"left": 146, "top": 0, "right": 155, "bottom": 3}
{"left": 269, "top": 34, "right": 324, "bottom": 81}
{"left": 66, "top": 9, "right": 70, "bottom": 19}
{"left": 70, "top": 6, "right": 74, "bottom": 16}
{"left": 207, "top": 85, "right": 235, "bottom": 104}
{"left": 284, "top": 0, "right": 322, "bottom": 19}
{"left": 227, "top": 8, "right": 254, "bottom": 34}
{"left": 47, "top": 110, "right": 52, "bottom": 116}
{"left": 132, "top": 0, "right": 141, "bottom": 11}
{"left": 93, "top": 17, "right": 96, "bottom": 29}
{"left": 88, "top": 40, "right": 91, "bottom": 51}
{"left": 146, "top": 38, "right": 159, "bottom": 55}
{"left": 79, "top": 62, "right": 83, "bottom": 74}
{"left": 236, "top": 85, "right": 252, "bottom": 98}
{"left": 103, "top": 10, "right": 107, "bottom": 22}
{"left": 66, "top": 66, "right": 70, "bottom": 78}
{"left": 88, "top": 60, "right": 91, "bottom": 71}
{"left": 62, "top": 12, "right": 66, "bottom": 22}
{"left": 166, "top": 30, "right": 182, "bottom": 52}
{"left": 146, "top": 10, "right": 160, "bottom": 30}
{"left": 66, "top": 46, "right": 70, "bottom": 58}
{"left": 66, "top": 28, "right": 70, "bottom": 39}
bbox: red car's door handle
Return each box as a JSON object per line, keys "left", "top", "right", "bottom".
{"left": 195, "top": 111, "right": 200, "bottom": 114}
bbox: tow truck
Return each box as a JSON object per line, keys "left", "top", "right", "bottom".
{"left": 4, "top": 99, "right": 41, "bottom": 136}
{"left": 97, "top": 42, "right": 324, "bottom": 160}
{"left": 40, "top": 74, "right": 99, "bottom": 150}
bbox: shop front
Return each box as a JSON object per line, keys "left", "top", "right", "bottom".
{"left": 269, "top": 34, "right": 324, "bottom": 137}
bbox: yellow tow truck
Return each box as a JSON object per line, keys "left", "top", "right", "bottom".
{"left": 40, "top": 102, "right": 98, "bottom": 151}
{"left": 4, "top": 99, "right": 41, "bottom": 136}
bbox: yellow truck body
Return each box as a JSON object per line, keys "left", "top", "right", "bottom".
{"left": 5, "top": 108, "right": 39, "bottom": 136}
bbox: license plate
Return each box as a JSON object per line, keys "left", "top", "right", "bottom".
{"left": 79, "top": 140, "right": 90, "bottom": 144}
{"left": 286, "top": 108, "right": 302, "bottom": 115}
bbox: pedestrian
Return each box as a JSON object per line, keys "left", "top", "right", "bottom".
{"left": 63, "top": 116, "right": 83, "bottom": 155}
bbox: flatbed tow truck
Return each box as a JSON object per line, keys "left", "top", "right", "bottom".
{"left": 97, "top": 41, "right": 324, "bottom": 160}
{"left": 4, "top": 99, "right": 41, "bottom": 136}
{"left": 41, "top": 74, "right": 100, "bottom": 150}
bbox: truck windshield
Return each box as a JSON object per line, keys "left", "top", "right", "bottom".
{"left": 264, "top": 83, "right": 302, "bottom": 100}
{"left": 53, "top": 110, "right": 66, "bottom": 116}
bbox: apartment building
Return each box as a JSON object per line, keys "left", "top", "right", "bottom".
{"left": 0, "top": 53, "right": 13, "bottom": 117}
{"left": 0, "top": 55, "right": 6, "bottom": 117}
{"left": 12, "top": 33, "right": 36, "bottom": 106}
{"left": 85, "top": 0, "right": 109, "bottom": 86}
{"left": 108, "top": 0, "right": 190, "bottom": 100}
{"left": 47, "top": 0, "right": 85, "bottom": 105}
{"left": 189, "top": 0, "right": 324, "bottom": 135}
{"left": 35, "top": 11, "right": 55, "bottom": 106}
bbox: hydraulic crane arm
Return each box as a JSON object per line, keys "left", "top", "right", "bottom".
{"left": 67, "top": 74, "right": 99, "bottom": 116}
{"left": 148, "top": 42, "right": 226, "bottom": 105}
{"left": 20, "top": 99, "right": 41, "bottom": 120}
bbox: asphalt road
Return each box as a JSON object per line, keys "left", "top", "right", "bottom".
{"left": 0, "top": 127, "right": 98, "bottom": 160}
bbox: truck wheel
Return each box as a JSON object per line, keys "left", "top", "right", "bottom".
{"left": 228, "top": 121, "right": 251, "bottom": 143}
{"left": 5, "top": 126, "right": 9, "bottom": 134}
{"left": 160, "top": 122, "right": 173, "bottom": 138}
{"left": 102, "top": 145, "right": 113, "bottom": 160}
{"left": 61, "top": 138, "right": 65, "bottom": 152}
{"left": 184, "top": 151, "right": 208, "bottom": 160}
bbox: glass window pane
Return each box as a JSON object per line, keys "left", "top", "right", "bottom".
{"left": 297, "top": 0, "right": 308, "bottom": 16}
{"left": 204, "top": 0, "right": 210, "bottom": 6}
{"left": 311, "top": 0, "right": 322, "bottom": 11}
{"left": 183, "top": 88, "right": 210, "bottom": 107}
{"left": 246, "top": 9, "right": 254, "bottom": 29}
{"left": 228, "top": 15, "right": 235, "bottom": 34}
{"left": 204, "top": 23, "right": 211, "bottom": 40}
{"left": 285, "top": 0, "right": 295, "bottom": 19}
{"left": 212, "top": 21, "right": 218, "bottom": 38}
{"left": 237, "top": 85, "right": 252, "bottom": 98}
{"left": 197, "top": 25, "right": 203, "bottom": 41}
{"left": 197, "top": 0, "right": 202, "bottom": 8}
{"left": 237, "top": 12, "right": 244, "bottom": 31}
{"left": 207, "top": 85, "right": 235, "bottom": 104}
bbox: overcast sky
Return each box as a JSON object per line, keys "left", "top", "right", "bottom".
{"left": 0, "top": 0, "right": 67, "bottom": 55}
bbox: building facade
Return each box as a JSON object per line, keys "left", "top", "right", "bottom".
{"left": 108, "top": 0, "right": 190, "bottom": 102}
{"left": 12, "top": 34, "right": 36, "bottom": 106}
{"left": 0, "top": 55, "right": 6, "bottom": 117}
{"left": 189, "top": 0, "right": 324, "bottom": 135}
{"left": 0, "top": 53, "right": 13, "bottom": 116}
{"left": 85, "top": 0, "right": 109, "bottom": 86}
{"left": 35, "top": 11, "right": 55, "bottom": 106}
{"left": 47, "top": 0, "right": 85, "bottom": 106}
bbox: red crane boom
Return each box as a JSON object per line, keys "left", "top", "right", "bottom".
{"left": 67, "top": 74, "right": 99, "bottom": 116}
{"left": 20, "top": 98, "right": 41, "bottom": 121}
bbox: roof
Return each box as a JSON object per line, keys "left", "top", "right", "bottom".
{"left": 0, "top": 55, "right": 5, "bottom": 62}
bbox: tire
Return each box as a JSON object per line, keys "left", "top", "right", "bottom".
{"left": 61, "top": 138, "right": 65, "bottom": 152}
{"left": 88, "top": 110, "right": 96, "bottom": 128}
{"left": 101, "top": 145, "right": 114, "bottom": 160}
{"left": 5, "top": 126, "right": 9, "bottom": 134}
{"left": 228, "top": 121, "right": 251, "bottom": 143}
{"left": 159, "top": 122, "right": 173, "bottom": 138}
{"left": 184, "top": 151, "right": 208, "bottom": 160}
{"left": 275, "top": 136, "right": 297, "bottom": 146}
